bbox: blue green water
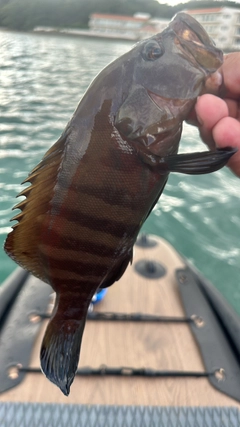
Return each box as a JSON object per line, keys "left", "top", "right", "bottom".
{"left": 0, "top": 30, "right": 239, "bottom": 314}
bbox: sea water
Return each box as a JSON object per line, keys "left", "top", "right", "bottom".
{"left": 0, "top": 30, "right": 239, "bottom": 314}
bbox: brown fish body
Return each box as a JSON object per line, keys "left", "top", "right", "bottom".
{"left": 4, "top": 13, "right": 236, "bottom": 395}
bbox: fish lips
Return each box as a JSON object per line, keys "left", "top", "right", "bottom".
{"left": 169, "top": 12, "right": 223, "bottom": 73}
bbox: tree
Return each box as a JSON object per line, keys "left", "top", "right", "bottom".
{"left": 0, "top": 0, "right": 239, "bottom": 32}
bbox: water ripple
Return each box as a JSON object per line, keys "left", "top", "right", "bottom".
{"left": 0, "top": 30, "right": 239, "bottom": 314}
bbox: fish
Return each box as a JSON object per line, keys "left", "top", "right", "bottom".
{"left": 4, "top": 12, "right": 236, "bottom": 396}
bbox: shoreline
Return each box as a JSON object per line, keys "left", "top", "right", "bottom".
{"left": 0, "top": 26, "right": 238, "bottom": 51}
{"left": 0, "top": 26, "right": 136, "bottom": 43}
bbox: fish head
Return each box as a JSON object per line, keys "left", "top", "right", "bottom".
{"left": 115, "top": 12, "right": 223, "bottom": 157}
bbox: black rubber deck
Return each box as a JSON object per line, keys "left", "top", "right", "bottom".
{"left": 0, "top": 403, "right": 239, "bottom": 427}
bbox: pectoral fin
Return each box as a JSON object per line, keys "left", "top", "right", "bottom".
{"left": 159, "top": 147, "right": 237, "bottom": 175}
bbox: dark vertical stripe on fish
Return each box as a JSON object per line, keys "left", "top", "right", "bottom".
{"left": 56, "top": 209, "right": 138, "bottom": 237}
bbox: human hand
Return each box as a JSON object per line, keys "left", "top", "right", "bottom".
{"left": 189, "top": 53, "right": 240, "bottom": 177}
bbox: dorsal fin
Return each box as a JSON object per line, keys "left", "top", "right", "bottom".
{"left": 4, "top": 131, "right": 68, "bottom": 281}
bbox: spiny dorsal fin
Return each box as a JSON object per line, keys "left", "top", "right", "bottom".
{"left": 4, "top": 131, "right": 69, "bottom": 280}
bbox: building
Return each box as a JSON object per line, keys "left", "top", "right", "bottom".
{"left": 33, "top": 13, "right": 168, "bottom": 41}
{"left": 33, "top": 8, "right": 240, "bottom": 48}
{"left": 185, "top": 7, "right": 240, "bottom": 51}
{"left": 88, "top": 13, "right": 168, "bottom": 41}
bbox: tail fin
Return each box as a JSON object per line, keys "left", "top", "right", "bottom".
{"left": 40, "top": 313, "right": 86, "bottom": 396}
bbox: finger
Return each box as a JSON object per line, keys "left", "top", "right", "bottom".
{"left": 186, "top": 83, "right": 228, "bottom": 128}
{"left": 195, "top": 94, "right": 228, "bottom": 130}
{"left": 220, "top": 53, "right": 240, "bottom": 99}
{"left": 204, "top": 69, "right": 223, "bottom": 95}
{"left": 194, "top": 94, "right": 228, "bottom": 149}
{"left": 212, "top": 116, "right": 240, "bottom": 177}
{"left": 225, "top": 99, "right": 239, "bottom": 119}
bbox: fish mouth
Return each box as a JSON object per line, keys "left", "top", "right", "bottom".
{"left": 169, "top": 13, "right": 223, "bottom": 73}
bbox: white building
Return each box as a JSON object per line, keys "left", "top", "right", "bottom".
{"left": 33, "top": 14, "right": 168, "bottom": 41}
{"left": 185, "top": 7, "right": 240, "bottom": 51}
{"left": 89, "top": 13, "right": 168, "bottom": 41}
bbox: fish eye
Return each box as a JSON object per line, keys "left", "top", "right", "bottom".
{"left": 141, "top": 41, "right": 164, "bottom": 61}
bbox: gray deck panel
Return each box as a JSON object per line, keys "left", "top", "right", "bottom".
{"left": 0, "top": 403, "right": 239, "bottom": 427}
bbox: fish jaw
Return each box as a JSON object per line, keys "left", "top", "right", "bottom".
{"left": 168, "top": 12, "right": 223, "bottom": 73}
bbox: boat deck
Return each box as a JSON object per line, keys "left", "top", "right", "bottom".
{"left": 1, "top": 235, "right": 239, "bottom": 408}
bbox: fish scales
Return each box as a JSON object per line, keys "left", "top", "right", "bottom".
{"left": 39, "top": 100, "right": 162, "bottom": 280}
{"left": 4, "top": 12, "right": 237, "bottom": 395}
